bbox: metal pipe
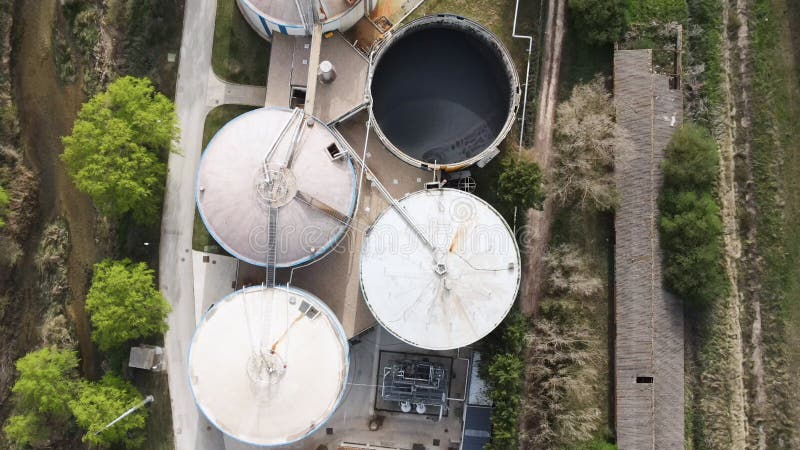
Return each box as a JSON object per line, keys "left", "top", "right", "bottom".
{"left": 94, "top": 395, "right": 154, "bottom": 435}
{"left": 512, "top": 0, "right": 533, "bottom": 148}
{"left": 346, "top": 139, "right": 436, "bottom": 251}
{"left": 263, "top": 108, "right": 301, "bottom": 180}
{"left": 391, "top": 0, "right": 428, "bottom": 32}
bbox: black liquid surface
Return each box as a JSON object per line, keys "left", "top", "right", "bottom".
{"left": 371, "top": 27, "right": 512, "bottom": 165}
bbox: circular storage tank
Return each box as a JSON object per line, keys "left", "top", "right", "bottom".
{"left": 188, "top": 285, "right": 349, "bottom": 447}
{"left": 237, "top": 0, "right": 374, "bottom": 41}
{"left": 360, "top": 189, "right": 521, "bottom": 350}
{"left": 368, "top": 15, "right": 520, "bottom": 170}
{"left": 196, "top": 107, "right": 357, "bottom": 267}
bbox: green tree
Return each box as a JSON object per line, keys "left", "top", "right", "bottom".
{"left": 86, "top": 259, "right": 171, "bottom": 351}
{"left": 11, "top": 348, "right": 78, "bottom": 419}
{"left": 3, "top": 413, "right": 47, "bottom": 448}
{"left": 497, "top": 155, "right": 545, "bottom": 210}
{"left": 0, "top": 183, "right": 8, "bottom": 228}
{"left": 61, "top": 76, "right": 177, "bottom": 223}
{"left": 568, "top": 0, "right": 628, "bottom": 44}
{"left": 485, "top": 353, "right": 524, "bottom": 450}
{"left": 69, "top": 374, "right": 147, "bottom": 448}
{"left": 659, "top": 124, "right": 728, "bottom": 309}
{"left": 659, "top": 191, "right": 727, "bottom": 308}
{"left": 661, "top": 124, "right": 720, "bottom": 192}
{"left": 483, "top": 310, "right": 528, "bottom": 450}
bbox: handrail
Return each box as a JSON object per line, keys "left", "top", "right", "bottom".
{"left": 512, "top": 0, "right": 533, "bottom": 148}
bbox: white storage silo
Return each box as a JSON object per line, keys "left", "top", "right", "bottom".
{"left": 359, "top": 188, "right": 521, "bottom": 350}
{"left": 188, "top": 285, "right": 349, "bottom": 446}
{"left": 196, "top": 107, "right": 357, "bottom": 268}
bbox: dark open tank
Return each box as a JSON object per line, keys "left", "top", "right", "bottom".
{"left": 368, "top": 14, "right": 520, "bottom": 170}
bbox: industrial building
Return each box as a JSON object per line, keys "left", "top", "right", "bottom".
{"left": 187, "top": 285, "right": 349, "bottom": 447}
{"left": 190, "top": 4, "right": 524, "bottom": 448}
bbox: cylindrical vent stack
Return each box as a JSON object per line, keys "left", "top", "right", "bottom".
{"left": 319, "top": 60, "right": 337, "bottom": 83}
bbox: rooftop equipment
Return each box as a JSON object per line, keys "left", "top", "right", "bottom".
{"left": 237, "top": 0, "right": 374, "bottom": 40}
{"left": 196, "top": 107, "right": 357, "bottom": 268}
{"left": 188, "top": 285, "right": 349, "bottom": 446}
{"left": 381, "top": 360, "right": 449, "bottom": 414}
{"left": 368, "top": 15, "right": 520, "bottom": 170}
{"left": 360, "top": 188, "right": 521, "bottom": 350}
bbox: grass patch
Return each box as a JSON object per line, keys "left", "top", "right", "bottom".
{"left": 211, "top": 0, "right": 269, "bottom": 85}
{"left": 559, "top": 38, "right": 612, "bottom": 98}
{"left": 628, "top": 0, "right": 689, "bottom": 23}
{"left": 202, "top": 104, "right": 258, "bottom": 148}
{"left": 132, "top": 371, "right": 172, "bottom": 450}
{"left": 194, "top": 105, "right": 257, "bottom": 253}
{"left": 744, "top": 0, "right": 800, "bottom": 444}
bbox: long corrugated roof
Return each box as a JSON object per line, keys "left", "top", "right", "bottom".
{"left": 613, "top": 49, "right": 685, "bottom": 450}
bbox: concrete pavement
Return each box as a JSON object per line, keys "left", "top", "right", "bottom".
{"left": 159, "top": 1, "right": 267, "bottom": 449}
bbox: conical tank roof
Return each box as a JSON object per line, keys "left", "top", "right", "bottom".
{"left": 359, "top": 189, "right": 521, "bottom": 350}
{"left": 188, "top": 285, "right": 349, "bottom": 446}
{"left": 196, "top": 107, "right": 357, "bottom": 267}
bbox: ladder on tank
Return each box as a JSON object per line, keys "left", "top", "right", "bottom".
{"left": 265, "top": 205, "right": 278, "bottom": 288}
{"left": 295, "top": 0, "right": 316, "bottom": 35}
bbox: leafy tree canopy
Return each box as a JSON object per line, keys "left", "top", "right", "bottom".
{"left": 10, "top": 347, "right": 78, "bottom": 420}
{"left": 69, "top": 374, "right": 147, "bottom": 449}
{"left": 86, "top": 259, "right": 171, "bottom": 352}
{"left": 3, "top": 413, "right": 47, "bottom": 448}
{"left": 498, "top": 156, "right": 546, "bottom": 211}
{"left": 660, "top": 191, "right": 727, "bottom": 308}
{"left": 61, "top": 76, "right": 177, "bottom": 223}
{"left": 662, "top": 123, "right": 720, "bottom": 192}
{"left": 0, "top": 183, "right": 8, "bottom": 228}
{"left": 659, "top": 123, "right": 728, "bottom": 309}
{"left": 568, "top": 0, "right": 628, "bottom": 44}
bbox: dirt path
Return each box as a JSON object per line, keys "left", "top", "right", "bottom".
{"left": 729, "top": 2, "right": 770, "bottom": 447}
{"left": 519, "top": 0, "right": 565, "bottom": 315}
{"left": 13, "top": 0, "right": 99, "bottom": 379}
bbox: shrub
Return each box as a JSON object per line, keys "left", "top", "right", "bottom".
{"left": 69, "top": 374, "right": 147, "bottom": 448}
{"left": 568, "top": 0, "right": 628, "bottom": 44}
{"left": 553, "top": 77, "right": 623, "bottom": 211}
{"left": 484, "top": 310, "right": 528, "bottom": 449}
{"left": 3, "top": 413, "right": 47, "bottom": 447}
{"left": 659, "top": 124, "right": 728, "bottom": 308}
{"left": 85, "top": 259, "right": 171, "bottom": 351}
{"left": 0, "top": 183, "right": 7, "bottom": 228}
{"left": 497, "top": 155, "right": 545, "bottom": 211}
{"left": 520, "top": 301, "right": 603, "bottom": 449}
{"left": 11, "top": 348, "right": 78, "bottom": 420}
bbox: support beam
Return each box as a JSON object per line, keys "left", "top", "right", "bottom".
{"left": 304, "top": 23, "right": 324, "bottom": 116}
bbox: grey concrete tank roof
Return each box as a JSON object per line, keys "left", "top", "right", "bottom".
{"left": 196, "top": 107, "right": 357, "bottom": 267}
{"left": 368, "top": 15, "right": 520, "bottom": 170}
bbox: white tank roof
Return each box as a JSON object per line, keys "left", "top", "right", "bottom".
{"left": 188, "top": 285, "right": 349, "bottom": 446}
{"left": 196, "top": 107, "right": 357, "bottom": 267}
{"left": 360, "top": 189, "right": 521, "bottom": 350}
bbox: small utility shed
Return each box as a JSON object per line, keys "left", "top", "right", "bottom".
{"left": 613, "top": 49, "right": 685, "bottom": 450}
